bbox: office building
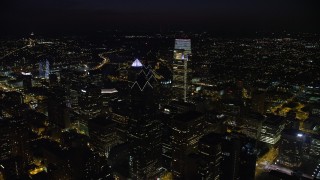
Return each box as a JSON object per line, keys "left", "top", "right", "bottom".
{"left": 78, "top": 85, "right": 102, "bottom": 126}
{"left": 241, "top": 112, "right": 264, "bottom": 140}
{"left": 49, "top": 73, "right": 58, "bottom": 86}
{"left": 238, "top": 138, "right": 257, "bottom": 180}
{"left": 109, "top": 99, "right": 129, "bottom": 142}
{"left": 22, "top": 74, "right": 32, "bottom": 90}
{"left": 313, "top": 165, "right": 320, "bottom": 179}
{"left": 127, "top": 67, "right": 162, "bottom": 179}
{"left": 251, "top": 90, "right": 265, "bottom": 114}
{"left": 173, "top": 39, "right": 192, "bottom": 102}
{"left": 198, "top": 133, "right": 223, "bottom": 180}
{"left": 47, "top": 88, "right": 70, "bottom": 129}
{"left": 309, "top": 134, "right": 320, "bottom": 162}
{"left": 278, "top": 129, "right": 306, "bottom": 167}
{"left": 198, "top": 132, "right": 256, "bottom": 180}
{"left": 88, "top": 115, "right": 120, "bottom": 158}
{"left": 128, "top": 58, "right": 144, "bottom": 82}
{"left": 160, "top": 100, "right": 197, "bottom": 170}
{"left": 39, "top": 59, "right": 50, "bottom": 79}
{"left": 171, "top": 111, "right": 206, "bottom": 179}
{"left": 260, "top": 115, "right": 285, "bottom": 144}
{"left": 0, "top": 118, "right": 13, "bottom": 161}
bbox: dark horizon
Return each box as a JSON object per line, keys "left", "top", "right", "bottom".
{"left": 1, "top": 0, "right": 319, "bottom": 36}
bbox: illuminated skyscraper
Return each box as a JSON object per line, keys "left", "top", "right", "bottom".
{"left": 173, "top": 39, "right": 192, "bottom": 102}
{"left": 128, "top": 58, "right": 144, "bottom": 82}
{"left": 39, "top": 59, "right": 50, "bottom": 79}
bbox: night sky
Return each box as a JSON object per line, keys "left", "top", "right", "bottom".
{"left": 0, "top": 0, "right": 319, "bottom": 35}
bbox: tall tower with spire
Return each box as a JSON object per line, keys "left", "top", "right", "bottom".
{"left": 128, "top": 58, "right": 144, "bottom": 82}
{"left": 172, "top": 39, "right": 192, "bottom": 102}
{"left": 127, "top": 65, "right": 162, "bottom": 179}
{"left": 28, "top": 32, "right": 36, "bottom": 47}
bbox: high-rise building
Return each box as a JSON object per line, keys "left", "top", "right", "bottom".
{"left": 127, "top": 66, "right": 162, "bottom": 179}
{"left": 171, "top": 111, "right": 206, "bottom": 179}
{"left": 128, "top": 58, "right": 144, "bottom": 82}
{"left": 313, "top": 164, "right": 320, "bottom": 180}
{"left": 278, "top": 129, "right": 306, "bottom": 167}
{"left": 109, "top": 99, "right": 129, "bottom": 142}
{"left": 47, "top": 88, "right": 70, "bottom": 129}
{"left": 198, "top": 133, "right": 223, "bottom": 180}
{"left": 88, "top": 115, "right": 120, "bottom": 158}
{"left": 251, "top": 90, "right": 265, "bottom": 114}
{"left": 220, "top": 133, "right": 242, "bottom": 180}
{"left": 0, "top": 118, "right": 13, "bottom": 162}
{"left": 22, "top": 74, "right": 32, "bottom": 90}
{"left": 39, "top": 59, "right": 50, "bottom": 79}
{"left": 49, "top": 73, "right": 58, "bottom": 86}
{"left": 160, "top": 100, "right": 197, "bottom": 170}
{"left": 309, "top": 134, "right": 320, "bottom": 162}
{"left": 78, "top": 85, "right": 102, "bottom": 126}
{"left": 260, "top": 115, "right": 285, "bottom": 144}
{"left": 173, "top": 39, "right": 192, "bottom": 102}
{"left": 238, "top": 137, "right": 257, "bottom": 180}
{"left": 241, "top": 112, "right": 264, "bottom": 140}
{"left": 198, "top": 132, "right": 257, "bottom": 180}
{"left": 0, "top": 117, "right": 29, "bottom": 179}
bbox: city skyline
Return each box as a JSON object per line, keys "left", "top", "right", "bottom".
{"left": 1, "top": 1, "right": 320, "bottom": 180}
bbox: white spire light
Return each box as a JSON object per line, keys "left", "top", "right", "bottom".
{"left": 131, "top": 59, "right": 143, "bottom": 67}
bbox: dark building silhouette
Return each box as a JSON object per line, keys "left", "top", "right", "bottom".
{"left": 88, "top": 115, "right": 120, "bottom": 158}
{"left": 241, "top": 111, "right": 264, "bottom": 140}
{"left": 251, "top": 90, "right": 266, "bottom": 114}
{"left": 22, "top": 74, "right": 32, "bottom": 90}
{"left": 78, "top": 85, "right": 102, "bottom": 126}
{"left": 260, "top": 114, "right": 285, "bottom": 144}
{"left": 110, "top": 99, "right": 129, "bottom": 142}
{"left": 160, "top": 100, "right": 197, "bottom": 170}
{"left": 0, "top": 118, "right": 14, "bottom": 162}
{"left": 198, "top": 132, "right": 257, "bottom": 180}
{"left": 47, "top": 88, "right": 70, "bottom": 129}
{"left": 278, "top": 129, "right": 306, "bottom": 168}
{"left": 127, "top": 67, "right": 162, "bottom": 179}
{"left": 0, "top": 116, "right": 31, "bottom": 179}
{"left": 49, "top": 73, "right": 58, "bottom": 86}
{"left": 171, "top": 111, "right": 206, "bottom": 179}
{"left": 198, "top": 133, "right": 223, "bottom": 180}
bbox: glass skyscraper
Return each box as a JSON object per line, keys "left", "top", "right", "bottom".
{"left": 39, "top": 59, "right": 50, "bottom": 79}
{"left": 173, "top": 39, "right": 192, "bottom": 102}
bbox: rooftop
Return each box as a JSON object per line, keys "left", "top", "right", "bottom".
{"left": 199, "top": 132, "right": 222, "bottom": 145}
{"left": 264, "top": 114, "right": 285, "bottom": 126}
{"left": 131, "top": 58, "right": 143, "bottom": 67}
{"left": 89, "top": 115, "right": 114, "bottom": 127}
{"left": 174, "top": 111, "right": 203, "bottom": 123}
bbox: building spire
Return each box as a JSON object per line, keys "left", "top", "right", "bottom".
{"left": 131, "top": 58, "right": 143, "bottom": 67}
